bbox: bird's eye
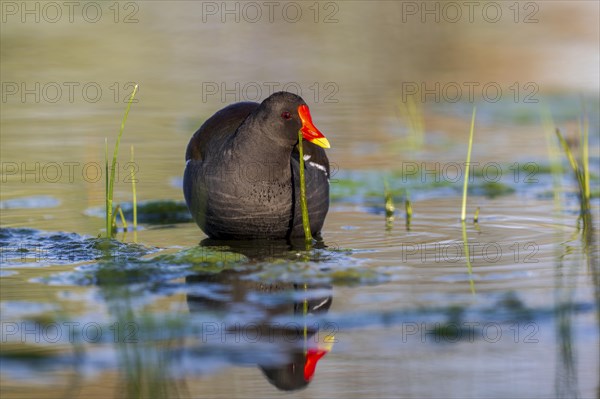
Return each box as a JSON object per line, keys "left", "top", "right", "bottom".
{"left": 281, "top": 111, "right": 292, "bottom": 120}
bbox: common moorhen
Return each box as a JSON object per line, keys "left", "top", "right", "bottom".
{"left": 183, "top": 92, "right": 331, "bottom": 239}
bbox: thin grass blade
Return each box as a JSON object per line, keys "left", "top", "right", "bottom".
{"left": 461, "top": 107, "right": 476, "bottom": 221}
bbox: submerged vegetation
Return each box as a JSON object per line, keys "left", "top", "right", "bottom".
{"left": 122, "top": 200, "right": 191, "bottom": 225}
{"left": 477, "top": 181, "right": 515, "bottom": 198}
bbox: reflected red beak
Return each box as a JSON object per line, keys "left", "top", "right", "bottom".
{"left": 298, "top": 104, "right": 330, "bottom": 149}
{"left": 303, "top": 348, "right": 328, "bottom": 381}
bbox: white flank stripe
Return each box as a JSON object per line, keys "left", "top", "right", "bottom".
{"left": 308, "top": 161, "right": 327, "bottom": 174}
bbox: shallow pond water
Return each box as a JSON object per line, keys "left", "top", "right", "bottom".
{"left": 1, "top": 1, "right": 599, "bottom": 398}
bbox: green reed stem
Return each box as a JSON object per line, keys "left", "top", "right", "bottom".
{"left": 303, "top": 283, "right": 308, "bottom": 355}
{"left": 405, "top": 190, "right": 412, "bottom": 231}
{"left": 130, "top": 145, "right": 137, "bottom": 231}
{"left": 297, "top": 131, "right": 313, "bottom": 246}
{"left": 556, "top": 128, "right": 589, "bottom": 214}
{"left": 461, "top": 221, "right": 476, "bottom": 295}
{"left": 541, "top": 109, "right": 563, "bottom": 212}
{"left": 582, "top": 116, "right": 590, "bottom": 202}
{"left": 555, "top": 129, "right": 581, "bottom": 184}
{"left": 106, "top": 84, "right": 138, "bottom": 237}
{"left": 383, "top": 179, "right": 395, "bottom": 230}
{"left": 461, "top": 107, "right": 476, "bottom": 222}
{"left": 111, "top": 204, "right": 120, "bottom": 231}
{"left": 384, "top": 179, "right": 394, "bottom": 216}
{"left": 117, "top": 205, "right": 128, "bottom": 230}
{"left": 105, "top": 138, "right": 110, "bottom": 237}
{"left": 399, "top": 95, "right": 425, "bottom": 150}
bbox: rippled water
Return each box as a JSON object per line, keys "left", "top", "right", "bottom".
{"left": 1, "top": 1, "right": 599, "bottom": 398}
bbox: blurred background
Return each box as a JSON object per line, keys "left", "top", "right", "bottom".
{"left": 1, "top": 1, "right": 598, "bottom": 234}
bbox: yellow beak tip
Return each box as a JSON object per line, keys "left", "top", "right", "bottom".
{"left": 311, "top": 137, "right": 331, "bottom": 149}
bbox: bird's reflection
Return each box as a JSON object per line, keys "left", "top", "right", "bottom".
{"left": 185, "top": 238, "right": 335, "bottom": 391}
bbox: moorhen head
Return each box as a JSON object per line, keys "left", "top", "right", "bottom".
{"left": 183, "top": 91, "right": 331, "bottom": 240}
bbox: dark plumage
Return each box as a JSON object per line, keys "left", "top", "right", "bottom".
{"left": 183, "top": 92, "right": 330, "bottom": 239}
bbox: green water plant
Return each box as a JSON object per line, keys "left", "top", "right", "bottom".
{"left": 458, "top": 107, "right": 477, "bottom": 294}
{"left": 555, "top": 127, "right": 590, "bottom": 215}
{"left": 479, "top": 181, "right": 515, "bottom": 198}
{"left": 581, "top": 115, "right": 590, "bottom": 203}
{"left": 404, "top": 189, "right": 412, "bottom": 231}
{"left": 110, "top": 205, "right": 128, "bottom": 231}
{"left": 399, "top": 94, "right": 425, "bottom": 150}
{"left": 303, "top": 283, "right": 309, "bottom": 355}
{"left": 541, "top": 109, "right": 564, "bottom": 211}
{"left": 105, "top": 85, "right": 138, "bottom": 237}
{"left": 461, "top": 221, "right": 476, "bottom": 295}
{"left": 461, "top": 107, "right": 477, "bottom": 222}
{"left": 105, "top": 138, "right": 111, "bottom": 235}
{"left": 297, "top": 131, "right": 312, "bottom": 247}
{"left": 118, "top": 206, "right": 128, "bottom": 230}
{"left": 384, "top": 179, "right": 395, "bottom": 229}
{"left": 130, "top": 145, "right": 137, "bottom": 231}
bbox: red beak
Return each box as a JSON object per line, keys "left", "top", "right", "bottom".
{"left": 298, "top": 105, "right": 330, "bottom": 149}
